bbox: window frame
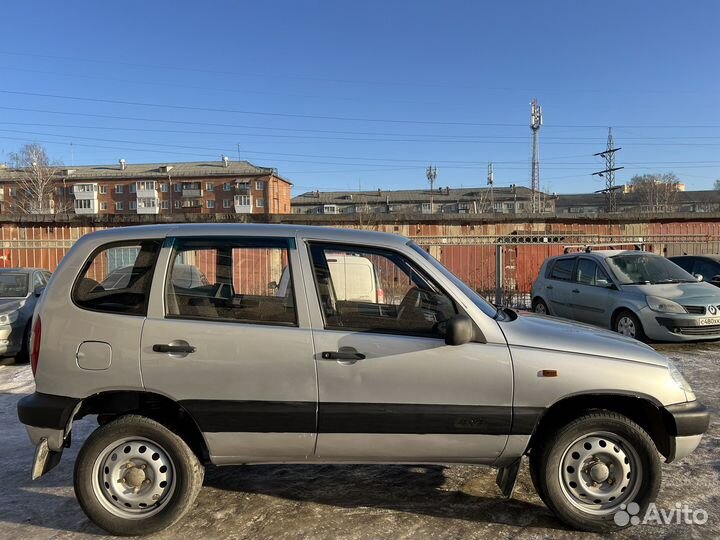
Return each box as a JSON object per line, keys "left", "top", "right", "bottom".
{"left": 574, "top": 257, "right": 612, "bottom": 287}
{"left": 163, "top": 236, "right": 299, "bottom": 328}
{"left": 306, "top": 241, "right": 461, "bottom": 339}
{"left": 548, "top": 256, "right": 576, "bottom": 282}
{"left": 71, "top": 239, "right": 163, "bottom": 317}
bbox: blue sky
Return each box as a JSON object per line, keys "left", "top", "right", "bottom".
{"left": 1, "top": 0, "right": 719, "bottom": 194}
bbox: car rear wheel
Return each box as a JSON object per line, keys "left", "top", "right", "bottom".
{"left": 531, "top": 411, "right": 661, "bottom": 532}
{"left": 14, "top": 322, "right": 32, "bottom": 364}
{"left": 613, "top": 310, "right": 646, "bottom": 341}
{"left": 532, "top": 298, "right": 550, "bottom": 315}
{"left": 74, "top": 415, "right": 204, "bottom": 536}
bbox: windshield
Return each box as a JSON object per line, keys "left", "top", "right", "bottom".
{"left": 408, "top": 241, "right": 497, "bottom": 317}
{"left": 607, "top": 254, "right": 697, "bottom": 285}
{"left": 0, "top": 273, "right": 29, "bottom": 298}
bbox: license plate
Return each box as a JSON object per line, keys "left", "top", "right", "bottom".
{"left": 699, "top": 317, "right": 720, "bottom": 326}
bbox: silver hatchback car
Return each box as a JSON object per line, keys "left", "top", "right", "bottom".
{"left": 17, "top": 225, "right": 708, "bottom": 535}
{"left": 531, "top": 250, "right": 720, "bottom": 341}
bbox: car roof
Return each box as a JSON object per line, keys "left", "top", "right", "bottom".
{"left": 554, "top": 250, "right": 648, "bottom": 260}
{"left": 76, "top": 223, "right": 409, "bottom": 247}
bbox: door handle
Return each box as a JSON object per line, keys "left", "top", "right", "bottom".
{"left": 546, "top": 285, "right": 553, "bottom": 290}
{"left": 153, "top": 344, "right": 196, "bottom": 354}
{"left": 572, "top": 289, "right": 580, "bottom": 293}
{"left": 321, "top": 350, "right": 366, "bottom": 361}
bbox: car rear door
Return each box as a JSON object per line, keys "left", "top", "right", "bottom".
{"left": 570, "top": 257, "right": 615, "bottom": 326}
{"left": 140, "top": 235, "right": 318, "bottom": 464}
{"left": 302, "top": 240, "right": 513, "bottom": 463}
{"left": 545, "top": 256, "right": 576, "bottom": 318}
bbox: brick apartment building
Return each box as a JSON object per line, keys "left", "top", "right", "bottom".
{"left": 0, "top": 159, "right": 292, "bottom": 215}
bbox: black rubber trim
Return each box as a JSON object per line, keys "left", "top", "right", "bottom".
{"left": 181, "top": 400, "right": 541, "bottom": 435}
{"left": 663, "top": 400, "right": 710, "bottom": 437}
{"left": 17, "top": 392, "right": 81, "bottom": 430}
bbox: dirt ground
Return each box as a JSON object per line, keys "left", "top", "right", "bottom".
{"left": 0, "top": 341, "right": 717, "bottom": 540}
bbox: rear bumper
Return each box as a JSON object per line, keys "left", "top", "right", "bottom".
{"left": 663, "top": 400, "right": 710, "bottom": 462}
{"left": 17, "top": 392, "right": 81, "bottom": 430}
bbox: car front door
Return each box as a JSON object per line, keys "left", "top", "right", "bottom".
{"left": 545, "top": 256, "right": 576, "bottom": 318}
{"left": 141, "top": 235, "right": 318, "bottom": 463}
{"left": 570, "top": 258, "right": 615, "bottom": 326}
{"left": 303, "top": 241, "right": 513, "bottom": 463}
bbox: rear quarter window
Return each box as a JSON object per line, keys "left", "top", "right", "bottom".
{"left": 549, "top": 257, "right": 575, "bottom": 281}
{"left": 72, "top": 239, "right": 162, "bottom": 316}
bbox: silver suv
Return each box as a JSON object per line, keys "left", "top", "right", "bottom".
{"left": 17, "top": 225, "right": 708, "bottom": 535}
{"left": 531, "top": 250, "right": 720, "bottom": 341}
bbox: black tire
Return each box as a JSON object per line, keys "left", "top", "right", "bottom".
{"left": 532, "top": 298, "right": 550, "bottom": 315}
{"left": 613, "top": 309, "right": 646, "bottom": 341}
{"left": 14, "top": 322, "right": 32, "bottom": 364}
{"left": 530, "top": 410, "right": 661, "bottom": 532}
{"left": 74, "top": 415, "right": 204, "bottom": 536}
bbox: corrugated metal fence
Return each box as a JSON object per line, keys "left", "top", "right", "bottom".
{"left": 3, "top": 221, "right": 720, "bottom": 309}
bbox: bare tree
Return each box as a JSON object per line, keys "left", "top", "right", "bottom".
{"left": 7, "top": 144, "right": 64, "bottom": 214}
{"left": 714, "top": 179, "right": 720, "bottom": 191}
{"left": 629, "top": 172, "right": 681, "bottom": 213}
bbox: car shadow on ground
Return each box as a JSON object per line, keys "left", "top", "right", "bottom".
{"left": 203, "top": 463, "right": 567, "bottom": 531}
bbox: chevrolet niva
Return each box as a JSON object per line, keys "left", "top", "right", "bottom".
{"left": 17, "top": 224, "right": 709, "bottom": 535}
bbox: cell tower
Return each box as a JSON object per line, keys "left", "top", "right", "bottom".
{"left": 530, "top": 98, "right": 543, "bottom": 213}
{"left": 592, "top": 128, "right": 623, "bottom": 212}
{"left": 487, "top": 161, "right": 495, "bottom": 213}
{"left": 426, "top": 165, "right": 438, "bottom": 213}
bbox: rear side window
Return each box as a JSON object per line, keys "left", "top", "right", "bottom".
{"left": 549, "top": 257, "right": 575, "bottom": 281}
{"left": 73, "top": 239, "right": 162, "bottom": 315}
{"left": 165, "top": 237, "right": 297, "bottom": 326}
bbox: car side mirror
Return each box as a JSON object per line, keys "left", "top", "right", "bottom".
{"left": 596, "top": 279, "right": 617, "bottom": 290}
{"left": 712, "top": 275, "right": 720, "bottom": 283}
{"left": 444, "top": 314, "right": 474, "bottom": 346}
{"left": 693, "top": 274, "right": 703, "bottom": 282}
{"left": 267, "top": 280, "right": 278, "bottom": 290}
{"left": 34, "top": 286, "right": 45, "bottom": 297}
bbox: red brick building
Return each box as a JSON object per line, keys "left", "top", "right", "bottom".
{"left": 0, "top": 159, "right": 292, "bottom": 215}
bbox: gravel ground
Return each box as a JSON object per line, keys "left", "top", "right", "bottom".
{"left": 0, "top": 342, "right": 717, "bottom": 540}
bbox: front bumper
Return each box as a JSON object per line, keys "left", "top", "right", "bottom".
{"left": 636, "top": 308, "right": 720, "bottom": 341}
{"left": 663, "top": 400, "right": 710, "bottom": 462}
{"left": 0, "top": 323, "right": 22, "bottom": 355}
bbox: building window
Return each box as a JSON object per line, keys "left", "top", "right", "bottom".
{"left": 115, "top": 184, "right": 124, "bottom": 194}
{"left": 129, "top": 200, "right": 137, "bottom": 210}
{"left": 115, "top": 201, "right": 124, "bottom": 211}
{"left": 160, "top": 183, "right": 168, "bottom": 193}
{"left": 256, "top": 180, "right": 265, "bottom": 191}
{"left": 206, "top": 183, "right": 214, "bottom": 191}
{"left": 235, "top": 195, "right": 250, "bottom": 207}
{"left": 223, "top": 182, "right": 231, "bottom": 191}
{"left": 207, "top": 200, "right": 215, "bottom": 209}
{"left": 136, "top": 181, "right": 156, "bottom": 191}
{"left": 223, "top": 199, "right": 231, "bottom": 209}
{"left": 421, "top": 203, "right": 433, "bottom": 214}
{"left": 161, "top": 200, "right": 169, "bottom": 209}
{"left": 9, "top": 188, "right": 16, "bottom": 197}
{"left": 129, "top": 183, "right": 136, "bottom": 193}
{"left": 74, "top": 199, "right": 93, "bottom": 210}
{"left": 99, "top": 185, "right": 107, "bottom": 194}
{"left": 256, "top": 198, "right": 265, "bottom": 208}
{"left": 174, "top": 183, "right": 182, "bottom": 193}
{"left": 100, "top": 202, "right": 108, "bottom": 210}
{"left": 174, "top": 200, "right": 180, "bottom": 208}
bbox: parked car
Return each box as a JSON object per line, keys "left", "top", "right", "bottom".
{"left": 531, "top": 250, "right": 720, "bottom": 341}
{"left": 0, "top": 268, "right": 50, "bottom": 362}
{"left": 669, "top": 255, "right": 720, "bottom": 287}
{"left": 17, "top": 225, "right": 708, "bottom": 535}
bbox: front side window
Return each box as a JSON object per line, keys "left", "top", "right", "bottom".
{"left": 165, "top": 238, "right": 297, "bottom": 326}
{"left": 73, "top": 240, "right": 162, "bottom": 315}
{"left": 309, "top": 243, "right": 457, "bottom": 338}
{"left": 549, "top": 257, "right": 575, "bottom": 281}
{"left": 575, "top": 258, "right": 611, "bottom": 286}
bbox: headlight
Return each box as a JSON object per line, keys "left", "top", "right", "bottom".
{"left": 668, "top": 360, "right": 693, "bottom": 393}
{"left": 0, "top": 311, "right": 19, "bottom": 325}
{"left": 646, "top": 296, "right": 686, "bottom": 314}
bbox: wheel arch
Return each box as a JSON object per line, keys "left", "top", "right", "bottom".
{"left": 610, "top": 306, "right": 638, "bottom": 328}
{"left": 75, "top": 390, "right": 210, "bottom": 463}
{"left": 526, "top": 392, "right": 673, "bottom": 461}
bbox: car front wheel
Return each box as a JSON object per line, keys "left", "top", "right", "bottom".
{"left": 532, "top": 298, "right": 550, "bottom": 315}
{"left": 531, "top": 410, "right": 661, "bottom": 532}
{"left": 613, "top": 310, "right": 646, "bottom": 341}
{"left": 74, "top": 415, "right": 204, "bottom": 536}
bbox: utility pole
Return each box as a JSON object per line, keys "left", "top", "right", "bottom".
{"left": 592, "top": 128, "right": 623, "bottom": 212}
{"left": 426, "top": 165, "right": 437, "bottom": 214}
{"left": 530, "top": 98, "right": 542, "bottom": 213}
{"left": 487, "top": 161, "right": 495, "bottom": 214}
{"left": 237, "top": 143, "right": 241, "bottom": 162}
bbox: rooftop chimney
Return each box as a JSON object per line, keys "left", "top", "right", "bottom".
{"left": 222, "top": 156, "right": 229, "bottom": 167}
{"left": 119, "top": 159, "right": 127, "bottom": 171}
